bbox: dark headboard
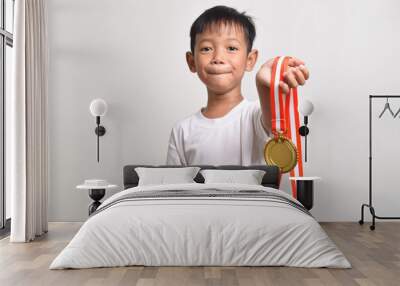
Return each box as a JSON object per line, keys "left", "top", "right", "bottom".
{"left": 123, "top": 165, "right": 281, "bottom": 190}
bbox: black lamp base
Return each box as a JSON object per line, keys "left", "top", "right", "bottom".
{"left": 299, "top": 126, "right": 309, "bottom": 136}
{"left": 95, "top": 126, "right": 106, "bottom": 136}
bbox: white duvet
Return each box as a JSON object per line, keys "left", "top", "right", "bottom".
{"left": 50, "top": 183, "right": 351, "bottom": 269}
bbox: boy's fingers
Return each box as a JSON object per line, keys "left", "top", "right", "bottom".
{"left": 299, "top": 65, "right": 310, "bottom": 80}
{"left": 293, "top": 68, "right": 306, "bottom": 85}
{"left": 284, "top": 71, "right": 299, "bottom": 88}
{"left": 287, "top": 57, "right": 305, "bottom": 67}
{"left": 279, "top": 81, "right": 290, "bottom": 94}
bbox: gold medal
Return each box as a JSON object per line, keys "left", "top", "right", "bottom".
{"left": 264, "top": 133, "right": 297, "bottom": 173}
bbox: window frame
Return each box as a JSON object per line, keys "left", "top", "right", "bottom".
{"left": 0, "top": 0, "right": 14, "bottom": 232}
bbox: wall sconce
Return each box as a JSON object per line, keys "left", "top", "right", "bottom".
{"left": 89, "top": 99, "right": 108, "bottom": 162}
{"left": 298, "top": 99, "right": 314, "bottom": 162}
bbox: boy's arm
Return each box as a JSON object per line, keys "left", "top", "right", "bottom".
{"left": 256, "top": 79, "right": 272, "bottom": 136}
{"left": 255, "top": 59, "right": 276, "bottom": 136}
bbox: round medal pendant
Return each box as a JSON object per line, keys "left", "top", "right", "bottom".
{"left": 264, "top": 134, "right": 298, "bottom": 173}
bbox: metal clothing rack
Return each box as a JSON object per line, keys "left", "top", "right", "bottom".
{"left": 359, "top": 95, "right": 400, "bottom": 230}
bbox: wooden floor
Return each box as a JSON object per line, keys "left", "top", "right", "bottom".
{"left": 0, "top": 222, "right": 399, "bottom": 286}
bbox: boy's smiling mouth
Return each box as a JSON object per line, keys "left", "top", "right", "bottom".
{"left": 209, "top": 72, "right": 231, "bottom": 75}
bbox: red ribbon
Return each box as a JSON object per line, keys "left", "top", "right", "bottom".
{"left": 269, "top": 56, "right": 304, "bottom": 198}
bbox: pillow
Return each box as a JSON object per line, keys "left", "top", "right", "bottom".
{"left": 200, "top": 169, "right": 266, "bottom": 185}
{"left": 135, "top": 167, "right": 201, "bottom": 186}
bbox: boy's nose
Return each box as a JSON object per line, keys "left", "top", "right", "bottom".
{"left": 211, "top": 58, "right": 225, "bottom": 64}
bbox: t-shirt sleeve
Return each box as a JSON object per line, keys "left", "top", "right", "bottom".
{"left": 166, "top": 126, "right": 187, "bottom": 166}
{"left": 252, "top": 101, "right": 271, "bottom": 142}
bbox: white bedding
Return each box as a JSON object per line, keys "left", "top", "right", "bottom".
{"left": 50, "top": 183, "right": 351, "bottom": 269}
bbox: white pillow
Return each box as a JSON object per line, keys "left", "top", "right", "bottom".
{"left": 200, "top": 169, "right": 266, "bottom": 185}
{"left": 135, "top": 167, "right": 201, "bottom": 186}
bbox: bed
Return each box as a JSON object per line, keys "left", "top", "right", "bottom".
{"left": 50, "top": 165, "right": 351, "bottom": 269}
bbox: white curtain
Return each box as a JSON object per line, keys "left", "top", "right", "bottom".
{"left": 9, "top": 0, "right": 49, "bottom": 242}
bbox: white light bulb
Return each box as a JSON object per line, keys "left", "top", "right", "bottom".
{"left": 298, "top": 99, "right": 314, "bottom": 116}
{"left": 89, "top": 99, "right": 108, "bottom": 117}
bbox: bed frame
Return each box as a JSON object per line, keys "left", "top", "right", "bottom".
{"left": 123, "top": 165, "right": 281, "bottom": 190}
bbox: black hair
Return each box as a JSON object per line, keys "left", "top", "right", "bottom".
{"left": 190, "top": 5, "right": 256, "bottom": 54}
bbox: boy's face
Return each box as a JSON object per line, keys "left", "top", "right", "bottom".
{"left": 186, "top": 23, "right": 258, "bottom": 94}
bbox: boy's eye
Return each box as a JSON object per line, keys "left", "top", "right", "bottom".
{"left": 200, "top": 47, "right": 212, "bottom": 52}
{"left": 228, "top": 46, "right": 239, "bottom": 51}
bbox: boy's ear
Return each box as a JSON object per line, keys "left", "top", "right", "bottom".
{"left": 245, "top": 49, "right": 258, "bottom": 71}
{"left": 186, "top": 51, "right": 197, "bottom": 73}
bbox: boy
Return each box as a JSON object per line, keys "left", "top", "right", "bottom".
{"left": 166, "top": 5, "right": 309, "bottom": 166}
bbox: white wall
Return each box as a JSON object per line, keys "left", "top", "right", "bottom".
{"left": 47, "top": 0, "right": 400, "bottom": 222}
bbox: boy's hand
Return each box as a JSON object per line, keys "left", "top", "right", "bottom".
{"left": 256, "top": 57, "right": 310, "bottom": 94}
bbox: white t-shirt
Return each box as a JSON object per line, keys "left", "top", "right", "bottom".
{"left": 166, "top": 98, "right": 271, "bottom": 166}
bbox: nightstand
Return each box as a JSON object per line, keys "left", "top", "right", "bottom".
{"left": 289, "top": 177, "right": 321, "bottom": 210}
{"left": 76, "top": 180, "right": 118, "bottom": 215}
